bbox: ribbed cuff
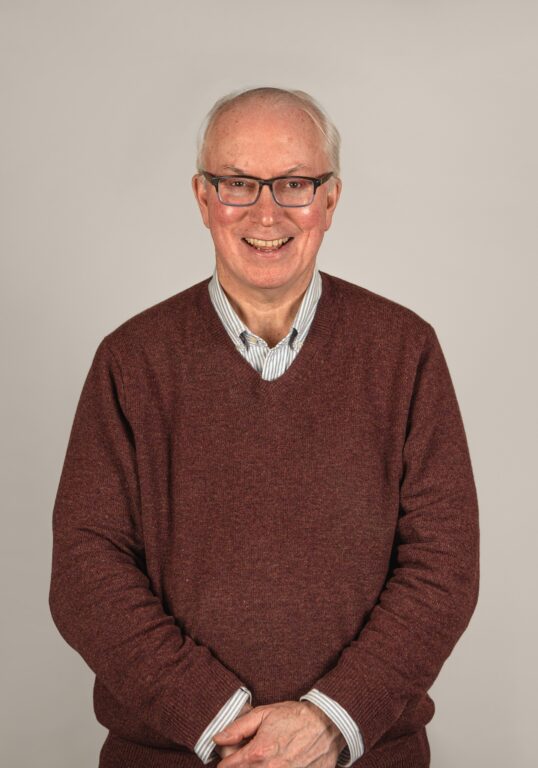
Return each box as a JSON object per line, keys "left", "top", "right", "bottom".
{"left": 311, "top": 661, "right": 402, "bottom": 752}
{"left": 156, "top": 647, "right": 248, "bottom": 752}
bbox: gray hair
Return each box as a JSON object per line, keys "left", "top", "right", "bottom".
{"left": 196, "top": 86, "right": 341, "bottom": 177}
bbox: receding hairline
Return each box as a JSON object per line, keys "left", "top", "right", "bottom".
{"left": 196, "top": 87, "right": 341, "bottom": 176}
{"left": 203, "top": 100, "right": 327, "bottom": 169}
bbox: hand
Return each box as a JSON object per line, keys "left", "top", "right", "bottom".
{"left": 213, "top": 700, "right": 253, "bottom": 759}
{"left": 212, "top": 700, "right": 346, "bottom": 768}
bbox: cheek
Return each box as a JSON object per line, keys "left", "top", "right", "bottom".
{"left": 293, "top": 207, "right": 325, "bottom": 234}
{"left": 209, "top": 202, "right": 244, "bottom": 230}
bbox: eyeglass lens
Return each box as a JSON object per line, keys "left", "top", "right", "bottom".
{"left": 218, "top": 177, "right": 315, "bottom": 206}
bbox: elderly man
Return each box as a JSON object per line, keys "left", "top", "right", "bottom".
{"left": 49, "top": 87, "right": 479, "bottom": 768}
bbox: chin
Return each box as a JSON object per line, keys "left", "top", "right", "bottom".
{"left": 244, "top": 264, "right": 299, "bottom": 287}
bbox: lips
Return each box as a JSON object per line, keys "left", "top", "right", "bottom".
{"left": 242, "top": 236, "right": 293, "bottom": 251}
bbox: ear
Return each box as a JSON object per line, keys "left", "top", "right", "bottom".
{"left": 192, "top": 173, "right": 210, "bottom": 229}
{"left": 324, "top": 176, "right": 342, "bottom": 231}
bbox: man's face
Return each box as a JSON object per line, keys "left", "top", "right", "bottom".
{"left": 192, "top": 100, "right": 341, "bottom": 293}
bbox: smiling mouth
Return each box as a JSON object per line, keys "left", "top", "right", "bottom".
{"left": 243, "top": 236, "right": 293, "bottom": 252}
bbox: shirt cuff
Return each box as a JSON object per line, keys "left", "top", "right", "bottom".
{"left": 194, "top": 686, "right": 252, "bottom": 764}
{"left": 300, "top": 688, "right": 365, "bottom": 766}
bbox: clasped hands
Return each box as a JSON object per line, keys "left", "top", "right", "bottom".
{"left": 213, "top": 699, "right": 346, "bottom": 768}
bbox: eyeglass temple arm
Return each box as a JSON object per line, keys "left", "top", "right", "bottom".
{"left": 200, "top": 171, "right": 220, "bottom": 190}
{"left": 315, "top": 172, "right": 334, "bottom": 188}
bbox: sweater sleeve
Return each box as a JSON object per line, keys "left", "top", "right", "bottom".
{"left": 48, "top": 337, "right": 246, "bottom": 751}
{"left": 306, "top": 322, "right": 480, "bottom": 753}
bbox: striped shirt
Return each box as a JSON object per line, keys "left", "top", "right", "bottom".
{"left": 206, "top": 263, "right": 322, "bottom": 380}
{"left": 193, "top": 264, "right": 364, "bottom": 765}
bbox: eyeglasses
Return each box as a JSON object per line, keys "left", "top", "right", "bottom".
{"left": 200, "top": 170, "right": 334, "bottom": 207}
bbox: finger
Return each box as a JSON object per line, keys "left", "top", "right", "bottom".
{"left": 221, "top": 737, "right": 250, "bottom": 756}
{"left": 213, "top": 707, "right": 265, "bottom": 743}
{"left": 216, "top": 733, "right": 272, "bottom": 768}
{"left": 216, "top": 744, "right": 240, "bottom": 758}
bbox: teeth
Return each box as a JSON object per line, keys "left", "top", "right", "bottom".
{"left": 244, "top": 237, "right": 290, "bottom": 249}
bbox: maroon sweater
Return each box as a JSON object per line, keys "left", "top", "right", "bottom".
{"left": 49, "top": 270, "right": 480, "bottom": 768}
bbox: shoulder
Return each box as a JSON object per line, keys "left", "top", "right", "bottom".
{"left": 322, "top": 270, "right": 432, "bottom": 344}
{"left": 98, "top": 277, "right": 209, "bottom": 360}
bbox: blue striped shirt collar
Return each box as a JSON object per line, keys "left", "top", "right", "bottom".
{"left": 208, "top": 265, "right": 322, "bottom": 350}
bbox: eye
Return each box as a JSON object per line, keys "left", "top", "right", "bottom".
{"left": 221, "top": 178, "right": 257, "bottom": 191}
{"left": 285, "top": 179, "right": 305, "bottom": 189}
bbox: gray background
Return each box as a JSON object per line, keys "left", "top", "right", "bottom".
{"left": 1, "top": 1, "right": 536, "bottom": 766}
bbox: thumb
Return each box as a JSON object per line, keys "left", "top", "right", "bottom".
{"left": 213, "top": 707, "right": 264, "bottom": 743}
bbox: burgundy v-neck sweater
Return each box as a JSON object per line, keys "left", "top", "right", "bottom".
{"left": 49, "top": 270, "right": 480, "bottom": 768}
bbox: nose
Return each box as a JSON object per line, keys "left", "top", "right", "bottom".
{"left": 250, "top": 183, "right": 281, "bottom": 226}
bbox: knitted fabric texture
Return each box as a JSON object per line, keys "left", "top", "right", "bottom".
{"left": 49, "top": 270, "right": 480, "bottom": 768}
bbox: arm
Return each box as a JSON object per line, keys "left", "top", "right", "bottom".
{"left": 304, "top": 323, "right": 480, "bottom": 753}
{"left": 49, "top": 337, "right": 246, "bottom": 750}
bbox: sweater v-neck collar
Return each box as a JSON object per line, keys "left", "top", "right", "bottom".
{"left": 196, "top": 269, "right": 340, "bottom": 394}
{"left": 208, "top": 265, "right": 322, "bottom": 356}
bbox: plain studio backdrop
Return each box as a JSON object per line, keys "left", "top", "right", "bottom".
{"left": 1, "top": 1, "right": 536, "bottom": 766}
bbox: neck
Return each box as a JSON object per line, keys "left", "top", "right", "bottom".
{"left": 215, "top": 264, "right": 315, "bottom": 348}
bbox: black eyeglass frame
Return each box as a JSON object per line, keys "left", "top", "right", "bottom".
{"left": 200, "top": 170, "right": 334, "bottom": 207}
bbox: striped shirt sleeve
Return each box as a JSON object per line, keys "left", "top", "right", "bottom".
{"left": 194, "top": 686, "right": 252, "bottom": 764}
{"left": 194, "top": 685, "right": 363, "bottom": 766}
{"left": 300, "top": 688, "right": 365, "bottom": 766}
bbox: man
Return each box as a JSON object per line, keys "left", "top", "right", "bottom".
{"left": 49, "top": 87, "right": 480, "bottom": 768}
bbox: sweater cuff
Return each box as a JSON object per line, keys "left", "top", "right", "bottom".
{"left": 308, "top": 658, "right": 402, "bottom": 753}
{"left": 300, "top": 688, "right": 364, "bottom": 766}
{"left": 156, "top": 651, "right": 250, "bottom": 752}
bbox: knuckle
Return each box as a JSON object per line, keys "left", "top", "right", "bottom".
{"left": 250, "top": 742, "right": 273, "bottom": 761}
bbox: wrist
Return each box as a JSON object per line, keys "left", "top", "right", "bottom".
{"left": 301, "top": 700, "right": 346, "bottom": 751}
{"left": 334, "top": 730, "right": 346, "bottom": 752}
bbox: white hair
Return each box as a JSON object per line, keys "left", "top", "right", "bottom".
{"left": 196, "top": 86, "right": 341, "bottom": 177}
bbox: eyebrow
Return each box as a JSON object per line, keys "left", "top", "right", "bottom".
{"left": 222, "top": 164, "right": 308, "bottom": 175}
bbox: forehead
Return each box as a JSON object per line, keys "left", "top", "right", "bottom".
{"left": 204, "top": 101, "right": 328, "bottom": 175}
